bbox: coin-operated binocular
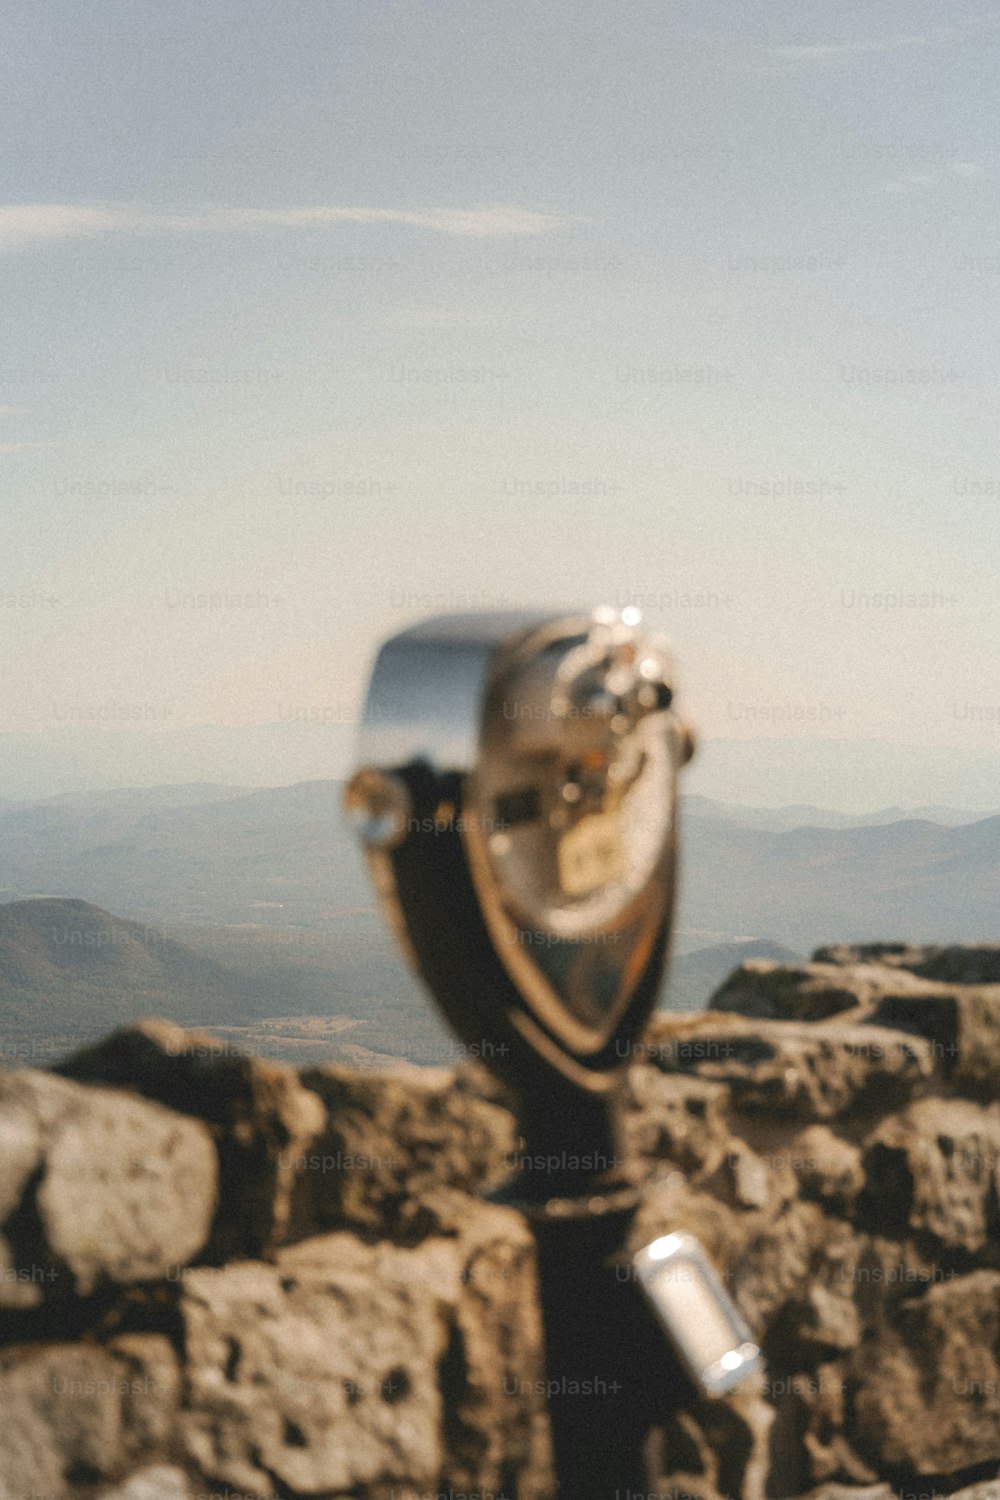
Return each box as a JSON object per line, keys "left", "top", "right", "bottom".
{"left": 346, "top": 609, "right": 759, "bottom": 1498}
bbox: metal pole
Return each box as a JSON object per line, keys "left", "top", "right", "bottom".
{"left": 492, "top": 1084, "right": 691, "bottom": 1499}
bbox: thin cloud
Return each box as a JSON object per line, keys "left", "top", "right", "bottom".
{"left": 0, "top": 442, "right": 49, "bottom": 453}
{"left": 771, "top": 35, "right": 937, "bottom": 59}
{"left": 769, "top": 22, "right": 995, "bottom": 61}
{"left": 884, "top": 162, "right": 985, "bottom": 193}
{"left": 0, "top": 202, "right": 585, "bottom": 253}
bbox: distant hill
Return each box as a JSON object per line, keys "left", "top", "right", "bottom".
{"left": 0, "top": 781, "right": 363, "bottom": 927}
{"left": 0, "top": 896, "right": 452, "bottom": 1069}
{"left": 34, "top": 782, "right": 250, "bottom": 816}
{"left": 0, "top": 896, "right": 258, "bottom": 1036}
{"left": 662, "top": 939, "right": 803, "bottom": 1011}
{"left": 676, "top": 813, "right": 1000, "bottom": 951}
{"left": 682, "top": 795, "right": 996, "bottom": 831}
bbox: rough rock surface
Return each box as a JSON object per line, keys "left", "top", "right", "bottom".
{"left": 851, "top": 1270, "right": 1000, "bottom": 1473}
{"left": 708, "top": 959, "right": 1000, "bottom": 1093}
{"left": 3, "top": 948, "right": 1000, "bottom": 1499}
{"left": 0, "top": 1336, "right": 180, "bottom": 1500}
{"left": 57, "top": 1018, "right": 326, "bottom": 1259}
{"left": 179, "top": 1239, "right": 450, "bottom": 1494}
{"left": 815, "top": 942, "right": 1000, "bottom": 985}
{"left": 0, "top": 1066, "right": 216, "bottom": 1302}
{"left": 292, "top": 1061, "right": 518, "bottom": 1239}
{"left": 643, "top": 1012, "right": 935, "bottom": 1118}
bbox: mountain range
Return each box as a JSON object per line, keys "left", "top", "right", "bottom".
{"left": 0, "top": 781, "right": 995, "bottom": 943}
{"left": 681, "top": 794, "right": 995, "bottom": 832}
{"left": 0, "top": 779, "right": 995, "bottom": 1067}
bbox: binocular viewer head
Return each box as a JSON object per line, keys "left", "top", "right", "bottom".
{"left": 346, "top": 607, "right": 694, "bottom": 1109}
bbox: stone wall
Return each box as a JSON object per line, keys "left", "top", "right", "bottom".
{"left": 1, "top": 943, "right": 1000, "bottom": 1500}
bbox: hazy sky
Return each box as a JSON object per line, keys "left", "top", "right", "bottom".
{"left": 3, "top": 0, "right": 999, "bottom": 808}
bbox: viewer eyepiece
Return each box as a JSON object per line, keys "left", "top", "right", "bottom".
{"left": 345, "top": 606, "right": 692, "bottom": 1092}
